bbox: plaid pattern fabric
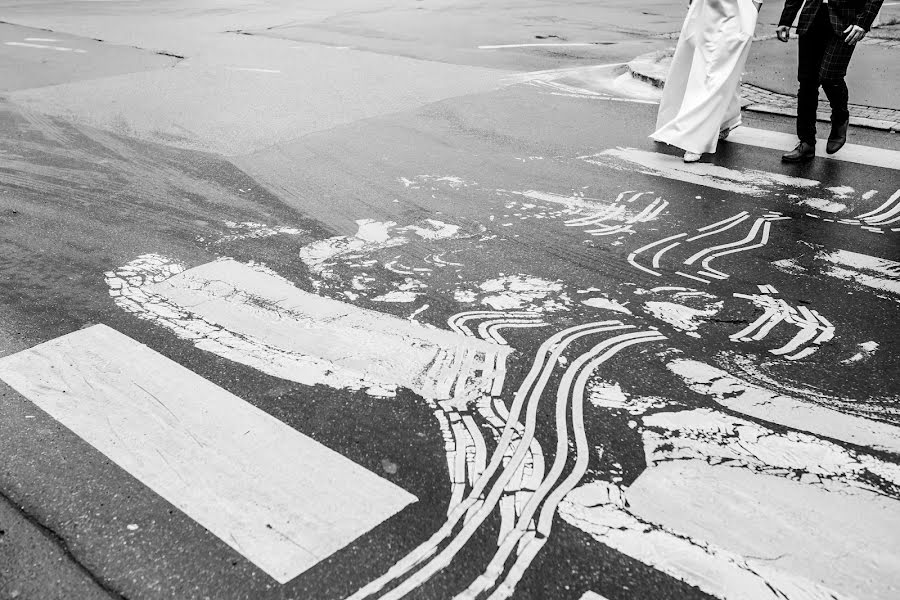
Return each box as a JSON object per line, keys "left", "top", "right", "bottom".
{"left": 810, "top": 26, "right": 857, "bottom": 83}
{"left": 780, "top": 0, "right": 885, "bottom": 34}
{"left": 795, "top": 5, "right": 856, "bottom": 143}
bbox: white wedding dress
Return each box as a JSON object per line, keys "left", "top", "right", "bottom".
{"left": 650, "top": 0, "right": 760, "bottom": 155}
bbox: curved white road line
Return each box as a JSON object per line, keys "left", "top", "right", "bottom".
{"left": 628, "top": 233, "right": 688, "bottom": 276}
{"left": 866, "top": 199, "right": 900, "bottom": 224}
{"left": 730, "top": 308, "right": 779, "bottom": 341}
{"left": 752, "top": 310, "right": 786, "bottom": 341}
{"left": 587, "top": 225, "right": 631, "bottom": 236}
{"left": 686, "top": 213, "right": 749, "bottom": 242}
{"left": 696, "top": 212, "right": 749, "bottom": 232}
{"left": 651, "top": 241, "right": 681, "bottom": 269}
{"left": 481, "top": 335, "right": 668, "bottom": 600}
{"left": 857, "top": 190, "right": 900, "bottom": 219}
{"left": 456, "top": 331, "right": 665, "bottom": 600}
{"left": 676, "top": 271, "right": 710, "bottom": 284}
{"left": 770, "top": 325, "right": 819, "bottom": 356}
{"left": 345, "top": 322, "right": 628, "bottom": 600}
{"left": 699, "top": 221, "right": 771, "bottom": 277}
{"left": 401, "top": 330, "right": 650, "bottom": 600}
{"left": 475, "top": 318, "right": 545, "bottom": 343}
{"left": 565, "top": 204, "right": 625, "bottom": 227}
{"left": 449, "top": 311, "right": 539, "bottom": 336}
{"left": 484, "top": 321, "right": 549, "bottom": 345}
{"left": 373, "top": 325, "right": 635, "bottom": 600}
{"left": 684, "top": 218, "right": 765, "bottom": 265}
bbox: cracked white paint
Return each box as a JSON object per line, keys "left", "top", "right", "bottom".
{"left": 581, "top": 296, "right": 632, "bottom": 314}
{"left": 582, "top": 148, "right": 820, "bottom": 196}
{"left": 510, "top": 190, "right": 619, "bottom": 215}
{"left": 642, "top": 408, "right": 900, "bottom": 494}
{"left": 628, "top": 462, "right": 900, "bottom": 600}
{"left": 106, "top": 255, "right": 508, "bottom": 399}
{"left": 298, "top": 218, "right": 467, "bottom": 298}
{"left": 643, "top": 300, "right": 721, "bottom": 338}
{"left": 559, "top": 479, "right": 856, "bottom": 600}
{"left": 816, "top": 250, "right": 900, "bottom": 298}
{"left": 454, "top": 290, "right": 477, "bottom": 303}
{"left": 771, "top": 258, "right": 806, "bottom": 275}
{"left": 300, "top": 219, "right": 407, "bottom": 278}
{"left": 587, "top": 380, "right": 666, "bottom": 415}
{"left": 666, "top": 359, "right": 900, "bottom": 454}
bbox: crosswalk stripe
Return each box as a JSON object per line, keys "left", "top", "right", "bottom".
{"left": 582, "top": 148, "right": 820, "bottom": 196}
{"left": 0, "top": 324, "right": 417, "bottom": 584}
{"left": 108, "top": 256, "right": 506, "bottom": 399}
{"left": 816, "top": 249, "right": 900, "bottom": 296}
{"left": 728, "top": 126, "right": 900, "bottom": 171}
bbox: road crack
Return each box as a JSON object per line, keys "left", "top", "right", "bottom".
{"left": 0, "top": 487, "right": 131, "bottom": 600}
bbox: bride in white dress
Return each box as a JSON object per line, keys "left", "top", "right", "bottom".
{"left": 651, "top": 0, "right": 762, "bottom": 162}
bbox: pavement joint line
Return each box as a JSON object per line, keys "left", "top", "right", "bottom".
{"left": 0, "top": 19, "right": 187, "bottom": 61}
{"left": 0, "top": 486, "right": 129, "bottom": 600}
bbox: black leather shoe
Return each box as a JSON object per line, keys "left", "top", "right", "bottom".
{"left": 782, "top": 141, "right": 816, "bottom": 163}
{"left": 827, "top": 118, "right": 849, "bottom": 154}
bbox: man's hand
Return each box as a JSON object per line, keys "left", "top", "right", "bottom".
{"left": 844, "top": 25, "right": 866, "bottom": 45}
{"left": 776, "top": 25, "right": 791, "bottom": 42}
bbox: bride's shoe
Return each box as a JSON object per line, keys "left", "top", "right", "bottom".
{"left": 683, "top": 151, "right": 702, "bottom": 163}
{"left": 719, "top": 125, "right": 736, "bottom": 140}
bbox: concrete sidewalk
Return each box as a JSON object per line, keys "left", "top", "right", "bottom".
{"left": 626, "top": 19, "right": 900, "bottom": 133}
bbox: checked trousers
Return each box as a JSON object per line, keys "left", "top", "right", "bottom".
{"left": 797, "top": 4, "right": 857, "bottom": 144}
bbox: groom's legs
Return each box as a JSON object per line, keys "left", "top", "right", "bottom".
{"left": 819, "top": 34, "right": 856, "bottom": 127}
{"left": 796, "top": 8, "right": 830, "bottom": 144}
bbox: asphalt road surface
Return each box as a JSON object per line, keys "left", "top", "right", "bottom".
{"left": 1, "top": 2, "right": 898, "bottom": 600}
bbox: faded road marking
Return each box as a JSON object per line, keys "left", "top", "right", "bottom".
{"left": 583, "top": 148, "right": 820, "bottom": 196}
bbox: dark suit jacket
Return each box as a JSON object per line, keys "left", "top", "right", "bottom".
{"left": 779, "top": 0, "right": 885, "bottom": 34}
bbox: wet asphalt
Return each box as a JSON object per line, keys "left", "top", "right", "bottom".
{"left": 0, "top": 3, "right": 899, "bottom": 600}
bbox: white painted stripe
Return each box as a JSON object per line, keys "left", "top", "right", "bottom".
{"left": 816, "top": 250, "right": 900, "bottom": 296}
{"left": 0, "top": 325, "right": 416, "bottom": 584}
{"left": 668, "top": 359, "right": 900, "bottom": 454}
{"left": 24, "top": 37, "right": 59, "bottom": 42}
{"left": 5, "top": 42, "right": 86, "bottom": 53}
{"left": 652, "top": 241, "right": 681, "bottom": 269}
{"left": 583, "top": 148, "right": 819, "bottom": 196}
{"left": 728, "top": 127, "right": 900, "bottom": 171}
{"left": 628, "top": 233, "right": 687, "bottom": 276}
{"left": 580, "top": 593, "right": 610, "bottom": 600}
{"left": 479, "top": 43, "right": 600, "bottom": 49}
{"left": 699, "top": 221, "right": 772, "bottom": 277}
{"left": 109, "top": 257, "right": 506, "bottom": 399}
{"left": 347, "top": 323, "right": 630, "bottom": 600}
{"left": 227, "top": 67, "right": 281, "bottom": 73}
{"left": 865, "top": 196, "right": 900, "bottom": 224}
